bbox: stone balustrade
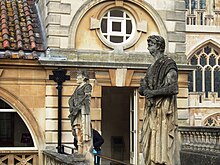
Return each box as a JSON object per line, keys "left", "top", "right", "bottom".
{"left": 0, "top": 150, "right": 38, "bottom": 165}
{"left": 179, "top": 126, "right": 220, "bottom": 165}
{"left": 186, "top": 9, "right": 220, "bottom": 26}
{"left": 179, "top": 126, "right": 220, "bottom": 152}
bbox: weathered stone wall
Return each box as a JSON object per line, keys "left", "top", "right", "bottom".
{"left": 42, "top": 0, "right": 187, "bottom": 63}
{"left": 189, "top": 92, "right": 220, "bottom": 126}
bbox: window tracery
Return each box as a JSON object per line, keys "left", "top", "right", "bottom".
{"left": 204, "top": 113, "right": 220, "bottom": 126}
{"left": 188, "top": 45, "right": 220, "bottom": 97}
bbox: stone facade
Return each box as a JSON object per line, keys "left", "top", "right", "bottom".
{"left": 4, "top": 0, "right": 219, "bottom": 164}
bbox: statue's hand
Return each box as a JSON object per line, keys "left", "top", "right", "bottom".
{"left": 143, "top": 89, "right": 154, "bottom": 98}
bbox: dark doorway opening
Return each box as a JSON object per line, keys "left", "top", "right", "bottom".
{"left": 101, "top": 87, "right": 134, "bottom": 164}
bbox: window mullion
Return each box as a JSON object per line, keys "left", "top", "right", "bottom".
{"left": 107, "top": 13, "right": 111, "bottom": 40}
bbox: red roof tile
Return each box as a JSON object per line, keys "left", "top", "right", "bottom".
{"left": 0, "top": 0, "right": 45, "bottom": 59}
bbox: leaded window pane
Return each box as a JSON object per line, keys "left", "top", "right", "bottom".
{"left": 185, "top": 0, "right": 189, "bottom": 9}
{"left": 209, "top": 55, "right": 216, "bottom": 67}
{"left": 205, "top": 68, "right": 211, "bottom": 97}
{"left": 200, "top": 54, "right": 207, "bottom": 66}
{"left": 214, "top": 69, "right": 220, "bottom": 97}
{"left": 126, "top": 20, "right": 132, "bottom": 34}
{"left": 200, "top": 0, "right": 206, "bottom": 9}
{"left": 101, "top": 19, "right": 107, "bottom": 33}
{"left": 204, "top": 46, "right": 211, "bottom": 55}
{"left": 110, "top": 36, "right": 123, "bottom": 43}
{"left": 188, "top": 71, "right": 193, "bottom": 92}
{"left": 191, "top": 0, "right": 198, "bottom": 13}
{"left": 0, "top": 113, "right": 14, "bottom": 146}
{"left": 112, "top": 22, "right": 121, "bottom": 32}
{"left": 110, "top": 10, "right": 123, "bottom": 17}
{"left": 190, "top": 55, "right": 198, "bottom": 65}
{"left": 0, "top": 99, "right": 11, "bottom": 109}
{"left": 0, "top": 99, "right": 34, "bottom": 147}
{"left": 196, "top": 69, "right": 202, "bottom": 92}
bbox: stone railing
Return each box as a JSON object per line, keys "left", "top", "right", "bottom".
{"left": 186, "top": 9, "right": 220, "bottom": 26}
{"left": 179, "top": 126, "right": 220, "bottom": 164}
{"left": 179, "top": 126, "right": 220, "bottom": 152}
{"left": 0, "top": 150, "right": 38, "bottom": 165}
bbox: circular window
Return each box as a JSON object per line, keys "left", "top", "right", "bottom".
{"left": 98, "top": 9, "right": 137, "bottom": 49}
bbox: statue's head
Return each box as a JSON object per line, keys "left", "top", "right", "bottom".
{"left": 147, "top": 35, "right": 165, "bottom": 54}
{"left": 76, "top": 70, "right": 89, "bottom": 84}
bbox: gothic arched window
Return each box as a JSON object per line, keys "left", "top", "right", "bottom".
{"left": 188, "top": 45, "right": 220, "bottom": 97}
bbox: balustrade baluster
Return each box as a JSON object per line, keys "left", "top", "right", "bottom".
{"left": 189, "top": 131, "right": 194, "bottom": 150}
{"left": 194, "top": 131, "right": 200, "bottom": 150}
{"left": 186, "top": 131, "right": 190, "bottom": 149}
{"left": 198, "top": 130, "right": 202, "bottom": 150}
{"left": 179, "top": 127, "right": 220, "bottom": 155}
{"left": 206, "top": 132, "right": 212, "bottom": 151}
{"left": 203, "top": 131, "right": 207, "bottom": 150}
{"left": 183, "top": 131, "right": 189, "bottom": 149}
{"left": 214, "top": 10, "right": 220, "bottom": 26}
{"left": 213, "top": 132, "right": 217, "bottom": 152}
{"left": 216, "top": 132, "right": 220, "bottom": 152}
{"left": 201, "top": 131, "right": 206, "bottom": 150}
{"left": 192, "top": 131, "right": 196, "bottom": 150}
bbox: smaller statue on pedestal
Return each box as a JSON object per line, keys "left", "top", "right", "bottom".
{"left": 68, "top": 70, "right": 92, "bottom": 155}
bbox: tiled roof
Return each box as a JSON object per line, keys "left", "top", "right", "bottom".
{"left": 0, "top": 0, "right": 45, "bottom": 59}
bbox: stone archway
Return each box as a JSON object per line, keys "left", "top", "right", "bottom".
{"left": 187, "top": 39, "right": 220, "bottom": 59}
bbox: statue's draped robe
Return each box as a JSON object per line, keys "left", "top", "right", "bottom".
{"left": 139, "top": 56, "right": 178, "bottom": 165}
{"left": 69, "top": 83, "right": 92, "bottom": 141}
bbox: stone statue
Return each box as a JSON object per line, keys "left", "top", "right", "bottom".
{"left": 138, "top": 35, "right": 178, "bottom": 165}
{"left": 68, "top": 70, "right": 92, "bottom": 154}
